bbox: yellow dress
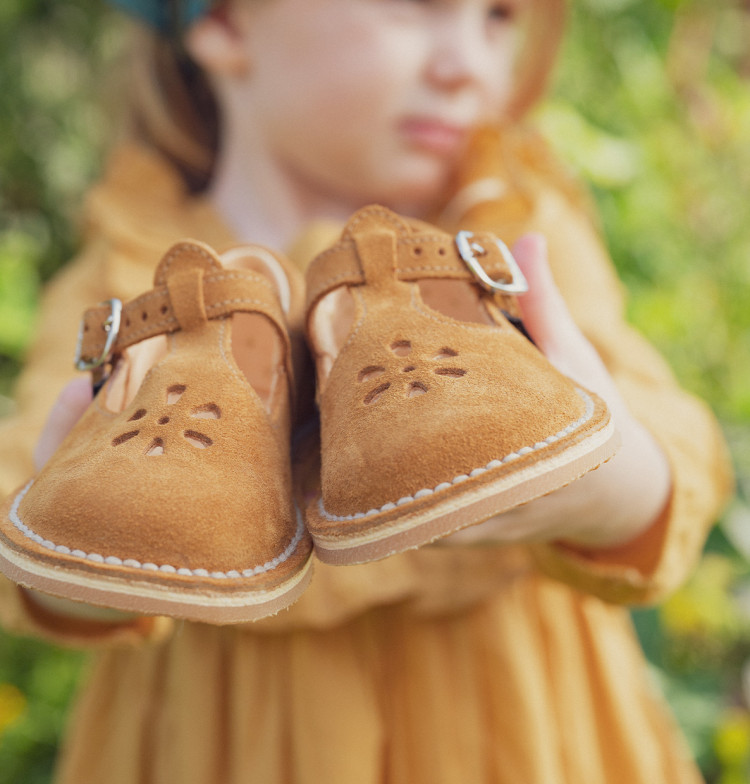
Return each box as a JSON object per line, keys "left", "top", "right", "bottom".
{"left": 0, "top": 128, "right": 733, "bottom": 784}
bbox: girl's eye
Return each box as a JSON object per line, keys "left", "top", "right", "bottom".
{"left": 488, "top": 2, "right": 517, "bottom": 22}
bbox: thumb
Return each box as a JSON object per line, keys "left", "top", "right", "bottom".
{"left": 33, "top": 377, "right": 92, "bottom": 471}
{"left": 511, "top": 233, "right": 625, "bottom": 406}
{"left": 512, "top": 233, "right": 586, "bottom": 363}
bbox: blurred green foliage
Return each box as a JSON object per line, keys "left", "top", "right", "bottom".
{"left": 0, "top": 637, "right": 84, "bottom": 784}
{"left": 0, "top": 0, "right": 118, "bottom": 395}
{"left": 0, "top": 0, "right": 748, "bottom": 782}
{"left": 545, "top": 2, "right": 750, "bottom": 780}
{"left": 544, "top": 0, "right": 750, "bottom": 429}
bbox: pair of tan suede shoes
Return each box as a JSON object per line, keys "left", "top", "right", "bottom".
{"left": 0, "top": 206, "right": 618, "bottom": 624}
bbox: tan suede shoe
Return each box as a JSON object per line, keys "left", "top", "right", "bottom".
{"left": 304, "top": 206, "right": 620, "bottom": 564}
{"left": 0, "top": 240, "right": 313, "bottom": 623}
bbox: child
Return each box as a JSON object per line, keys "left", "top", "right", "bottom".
{"left": 0, "top": 0, "right": 733, "bottom": 781}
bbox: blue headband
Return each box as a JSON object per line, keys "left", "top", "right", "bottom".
{"left": 108, "top": 0, "right": 210, "bottom": 34}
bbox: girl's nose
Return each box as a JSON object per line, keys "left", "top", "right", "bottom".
{"left": 424, "top": 13, "right": 492, "bottom": 91}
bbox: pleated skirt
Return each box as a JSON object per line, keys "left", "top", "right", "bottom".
{"left": 56, "top": 571, "right": 702, "bottom": 784}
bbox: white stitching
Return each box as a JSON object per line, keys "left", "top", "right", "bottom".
{"left": 337, "top": 288, "right": 368, "bottom": 356}
{"left": 207, "top": 271, "right": 278, "bottom": 298}
{"left": 217, "top": 317, "right": 250, "bottom": 390}
{"left": 400, "top": 235, "right": 453, "bottom": 244}
{"left": 9, "top": 482, "right": 306, "bottom": 579}
{"left": 160, "top": 243, "right": 218, "bottom": 279}
{"left": 119, "top": 316, "right": 178, "bottom": 343}
{"left": 205, "top": 297, "right": 276, "bottom": 312}
{"left": 124, "top": 288, "right": 165, "bottom": 307}
{"left": 346, "top": 206, "right": 406, "bottom": 234}
{"left": 317, "top": 388, "right": 596, "bottom": 522}
{"left": 307, "top": 269, "right": 361, "bottom": 304}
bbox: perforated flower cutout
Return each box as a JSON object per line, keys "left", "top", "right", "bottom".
{"left": 358, "top": 340, "right": 467, "bottom": 405}
{"left": 112, "top": 384, "right": 221, "bottom": 455}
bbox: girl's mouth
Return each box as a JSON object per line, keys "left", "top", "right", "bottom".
{"left": 399, "top": 118, "right": 469, "bottom": 156}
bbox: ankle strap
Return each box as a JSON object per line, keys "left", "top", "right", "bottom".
{"left": 306, "top": 229, "right": 522, "bottom": 312}
{"left": 75, "top": 269, "right": 288, "bottom": 372}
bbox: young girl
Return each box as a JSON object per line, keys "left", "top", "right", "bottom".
{"left": 0, "top": 0, "right": 733, "bottom": 781}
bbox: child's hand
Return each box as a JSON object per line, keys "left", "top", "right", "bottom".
{"left": 446, "top": 234, "right": 672, "bottom": 549}
{"left": 27, "top": 378, "right": 138, "bottom": 621}
{"left": 33, "top": 376, "right": 92, "bottom": 470}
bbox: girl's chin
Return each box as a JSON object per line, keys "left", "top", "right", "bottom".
{"left": 363, "top": 165, "right": 455, "bottom": 212}
{"left": 298, "top": 157, "right": 455, "bottom": 216}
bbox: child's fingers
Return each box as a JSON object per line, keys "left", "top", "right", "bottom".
{"left": 512, "top": 234, "right": 613, "bottom": 390}
{"left": 33, "top": 377, "right": 92, "bottom": 471}
{"left": 511, "top": 233, "right": 582, "bottom": 358}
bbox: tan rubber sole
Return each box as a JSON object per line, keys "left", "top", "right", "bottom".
{"left": 309, "top": 415, "right": 620, "bottom": 566}
{"left": 0, "top": 543, "right": 313, "bottom": 624}
{"left": 0, "top": 505, "right": 314, "bottom": 625}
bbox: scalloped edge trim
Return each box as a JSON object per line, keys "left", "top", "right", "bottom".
{"left": 9, "top": 485, "right": 305, "bottom": 580}
{"left": 318, "top": 387, "right": 595, "bottom": 522}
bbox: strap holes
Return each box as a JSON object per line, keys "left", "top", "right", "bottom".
{"left": 128, "top": 409, "right": 147, "bottom": 421}
{"left": 408, "top": 382, "right": 428, "bottom": 398}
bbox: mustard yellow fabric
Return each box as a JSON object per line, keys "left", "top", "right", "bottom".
{"left": 0, "top": 128, "right": 733, "bottom": 783}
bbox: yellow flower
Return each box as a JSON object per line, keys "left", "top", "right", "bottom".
{"left": 0, "top": 682, "right": 26, "bottom": 735}
{"left": 661, "top": 554, "right": 742, "bottom": 637}
{"left": 714, "top": 709, "right": 750, "bottom": 768}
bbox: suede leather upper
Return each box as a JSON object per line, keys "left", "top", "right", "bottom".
{"left": 0, "top": 240, "right": 313, "bottom": 618}
{"left": 306, "top": 206, "right": 613, "bottom": 541}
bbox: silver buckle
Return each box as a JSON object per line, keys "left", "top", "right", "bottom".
{"left": 455, "top": 230, "right": 528, "bottom": 294}
{"left": 74, "top": 298, "right": 123, "bottom": 372}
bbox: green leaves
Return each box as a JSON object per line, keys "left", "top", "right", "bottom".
{"left": 550, "top": 4, "right": 750, "bottom": 778}
{"left": 0, "top": 0, "right": 120, "bottom": 380}
{"left": 0, "top": 231, "right": 40, "bottom": 360}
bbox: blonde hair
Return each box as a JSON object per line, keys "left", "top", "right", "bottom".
{"left": 125, "top": 0, "right": 566, "bottom": 193}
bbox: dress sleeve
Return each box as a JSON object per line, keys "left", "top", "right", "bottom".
{"left": 0, "top": 237, "right": 172, "bottom": 647}
{"left": 522, "top": 182, "right": 734, "bottom": 605}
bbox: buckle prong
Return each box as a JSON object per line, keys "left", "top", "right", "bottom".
{"left": 74, "top": 298, "right": 123, "bottom": 372}
{"left": 455, "top": 231, "right": 528, "bottom": 294}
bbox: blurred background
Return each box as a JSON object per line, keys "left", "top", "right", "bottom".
{"left": 0, "top": 0, "right": 749, "bottom": 781}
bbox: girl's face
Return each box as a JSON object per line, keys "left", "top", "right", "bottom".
{"left": 222, "top": 0, "right": 525, "bottom": 210}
